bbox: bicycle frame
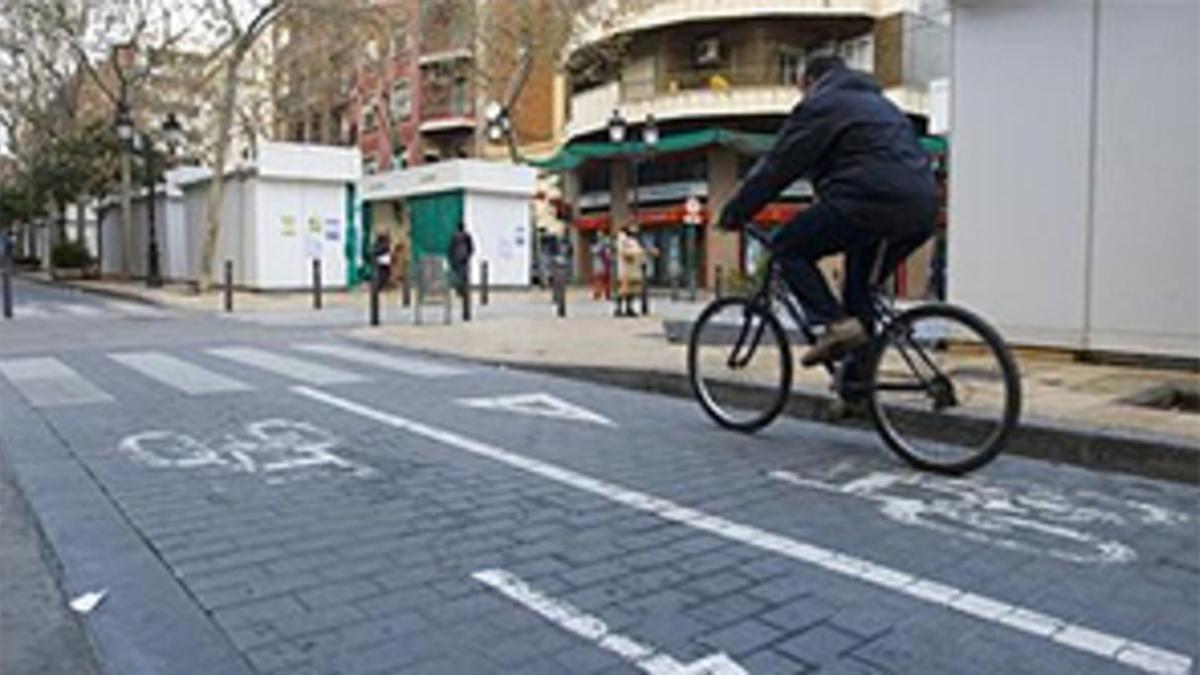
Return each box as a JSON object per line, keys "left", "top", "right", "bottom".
{"left": 736, "top": 228, "right": 950, "bottom": 399}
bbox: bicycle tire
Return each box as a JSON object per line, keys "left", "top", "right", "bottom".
{"left": 688, "top": 297, "right": 793, "bottom": 433}
{"left": 865, "top": 303, "right": 1022, "bottom": 474}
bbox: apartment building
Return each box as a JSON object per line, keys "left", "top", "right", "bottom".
{"left": 544, "top": 0, "right": 948, "bottom": 289}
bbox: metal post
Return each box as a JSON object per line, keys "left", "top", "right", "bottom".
{"left": 145, "top": 143, "right": 162, "bottom": 288}
{"left": 401, "top": 265, "right": 411, "bottom": 307}
{"left": 670, "top": 269, "right": 679, "bottom": 302}
{"left": 461, "top": 267, "right": 471, "bottom": 322}
{"left": 312, "top": 259, "right": 322, "bottom": 310}
{"left": 2, "top": 268, "right": 12, "bottom": 320}
{"left": 369, "top": 264, "right": 380, "bottom": 326}
{"left": 554, "top": 262, "right": 566, "bottom": 318}
{"left": 715, "top": 264, "right": 723, "bottom": 299}
{"left": 480, "top": 260, "right": 489, "bottom": 306}
{"left": 640, "top": 262, "right": 649, "bottom": 316}
{"left": 223, "top": 259, "right": 233, "bottom": 312}
{"left": 686, "top": 223, "right": 698, "bottom": 301}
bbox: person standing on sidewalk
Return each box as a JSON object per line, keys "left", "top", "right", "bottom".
{"left": 448, "top": 221, "right": 475, "bottom": 300}
{"left": 615, "top": 225, "right": 647, "bottom": 318}
{"left": 591, "top": 235, "right": 613, "bottom": 301}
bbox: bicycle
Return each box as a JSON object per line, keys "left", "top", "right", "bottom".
{"left": 687, "top": 227, "right": 1021, "bottom": 474}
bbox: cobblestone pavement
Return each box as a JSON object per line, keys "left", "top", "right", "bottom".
{"left": 1, "top": 282, "right": 1197, "bottom": 674}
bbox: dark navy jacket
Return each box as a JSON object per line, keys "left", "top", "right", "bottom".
{"left": 719, "top": 66, "right": 937, "bottom": 234}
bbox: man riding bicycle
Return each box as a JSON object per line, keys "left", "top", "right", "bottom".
{"left": 717, "top": 55, "right": 937, "bottom": 372}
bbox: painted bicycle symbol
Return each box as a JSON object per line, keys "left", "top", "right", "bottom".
{"left": 118, "top": 419, "right": 376, "bottom": 483}
{"left": 771, "top": 467, "right": 1190, "bottom": 564}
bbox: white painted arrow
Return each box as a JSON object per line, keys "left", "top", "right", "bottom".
{"left": 457, "top": 392, "right": 616, "bottom": 427}
{"left": 473, "top": 569, "right": 747, "bottom": 675}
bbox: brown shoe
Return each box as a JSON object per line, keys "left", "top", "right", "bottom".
{"left": 802, "top": 318, "right": 867, "bottom": 367}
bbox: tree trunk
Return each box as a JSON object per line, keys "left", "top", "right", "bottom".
{"left": 76, "top": 197, "right": 86, "bottom": 246}
{"left": 120, "top": 148, "right": 134, "bottom": 279}
{"left": 198, "top": 54, "right": 244, "bottom": 292}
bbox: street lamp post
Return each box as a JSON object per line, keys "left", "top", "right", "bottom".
{"left": 143, "top": 113, "right": 183, "bottom": 289}
{"left": 607, "top": 110, "right": 627, "bottom": 308}
{"left": 115, "top": 104, "right": 135, "bottom": 279}
{"left": 141, "top": 131, "right": 163, "bottom": 288}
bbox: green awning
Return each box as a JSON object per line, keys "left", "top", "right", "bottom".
{"left": 527, "top": 129, "right": 777, "bottom": 170}
{"left": 528, "top": 128, "right": 948, "bottom": 170}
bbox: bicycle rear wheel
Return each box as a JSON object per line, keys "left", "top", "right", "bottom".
{"left": 688, "top": 297, "right": 793, "bottom": 432}
{"left": 866, "top": 303, "right": 1021, "bottom": 474}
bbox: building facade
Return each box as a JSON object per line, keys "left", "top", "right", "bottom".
{"left": 551, "top": 0, "right": 948, "bottom": 290}
{"left": 273, "top": 0, "right": 561, "bottom": 175}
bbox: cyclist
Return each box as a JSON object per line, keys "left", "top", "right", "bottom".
{"left": 717, "top": 55, "right": 937, "bottom": 372}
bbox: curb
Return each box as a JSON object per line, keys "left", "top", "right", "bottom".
{"left": 15, "top": 273, "right": 170, "bottom": 308}
{"left": 347, "top": 335, "right": 1200, "bottom": 485}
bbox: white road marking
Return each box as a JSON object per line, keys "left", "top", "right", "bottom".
{"left": 208, "top": 347, "right": 367, "bottom": 385}
{"left": 57, "top": 303, "right": 104, "bottom": 317}
{"left": 0, "top": 357, "right": 114, "bottom": 407}
{"left": 104, "top": 300, "right": 164, "bottom": 317}
{"left": 294, "top": 386, "right": 1194, "bottom": 675}
{"left": 109, "top": 352, "right": 252, "bottom": 395}
{"left": 473, "top": 569, "right": 747, "bottom": 675}
{"left": 117, "top": 419, "right": 375, "bottom": 481}
{"left": 12, "top": 303, "right": 51, "bottom": 317}
{"left": 294, "top": 343, "right": 466, "bottom": 378}
{"left": 768, "top": 468, "right": 1190, "bottom": 565}
{"left": 458, "top": 392, "right": 616, "bottom": 427}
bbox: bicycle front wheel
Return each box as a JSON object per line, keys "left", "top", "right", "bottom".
{"left": 688, "top": 297, "right": 793, "bottom": 432}
{"left": 866, "top": 303, "right": 1021, "bottom": 474}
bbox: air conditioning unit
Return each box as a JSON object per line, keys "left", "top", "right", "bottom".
{"left": 694, "top": 37, "right": 721, "bottom": 67}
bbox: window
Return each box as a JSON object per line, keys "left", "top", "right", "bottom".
{"left": 694, "top": 36, "right": 722, "bottom": 68}
{"left": 392, "top": 32, "right": 409, "bottom": 56}
{"left": 451, "top": 76, "right": 469, "bottom": 115}
{"left": 390, "top": 80, "right": 412, "bottom": 120}
{"left": 778, "top": 47, "right": 805, "bottom": 86}
{"left": 839, "top": 36, "right": 874, "bottom": 72}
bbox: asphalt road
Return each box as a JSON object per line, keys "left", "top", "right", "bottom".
{"left": 1, "top": 278, "right": 1197, "bottom": 675}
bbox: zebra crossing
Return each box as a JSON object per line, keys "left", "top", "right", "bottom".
{"left": 0, "top": 343, "right": 467, "bottom": 408}
{"left": 7, "top": 299, "right": 167, "bottom": 320}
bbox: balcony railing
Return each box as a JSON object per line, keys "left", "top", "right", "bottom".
{"left": 567, "top": 74, "right": 798, "bottom": 139}
{"left": 420, "top": 85, "right": 475, "bottom": 127}
{"left": 622, "top": 65, "right": 797, "bottom": 101}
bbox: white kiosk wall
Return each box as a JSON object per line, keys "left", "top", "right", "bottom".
{"left": 949, "top": 0, "right": 1199, "bottom": 357}
{"left": 255, "top": 179, "right": 349, "bottom": 290}
{"left": 463, "top": 192, "right": 531, "bottom": 286}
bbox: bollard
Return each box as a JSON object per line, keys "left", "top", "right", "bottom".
{"left": 461, "top": 270, "right": 471, "bottom": 323}
{"left": 2, "top": 268, "right": 12, "bottom": 320}
{"left": 312, "top": 259, "right": 322, "bottom": 310}
{"left": 480, "top": 261, "right": 489, "bottom": 306}
{"left": 554, "top": 262, "right": 566, "bottom": 318}
{"left": 401, "top": 269, "right": 411, "bottom": 308}
{"left": 369, "top": 266, "right": 381, "bottom": 326}
{"left": 714, "top": 265, "right": 723, "bottom": 299}
{"left": 688, "top": 265, "right": 698, "bottom": 302}
{"left": 640, "top": 263, "right": 650, "bottom": 316}
{"left": 670, "top": 271, "right": 679, "bottom": 302}
{"left": 223, "top": 260, "right": 233, "bottom": 312}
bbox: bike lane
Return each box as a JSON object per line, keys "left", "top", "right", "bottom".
{"left": 1, "top": 341, "right": 1196, "bottom": 674}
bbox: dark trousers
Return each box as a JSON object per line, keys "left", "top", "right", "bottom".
{"left": 771, "top": 202, "right": 932, "bottom": 331}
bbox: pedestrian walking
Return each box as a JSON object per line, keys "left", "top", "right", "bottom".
{"left": 615, "top": 225, "right": 648, "bottom": 317}
{"left": 448, "top": 221, "right": 475, "bottom": 299}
